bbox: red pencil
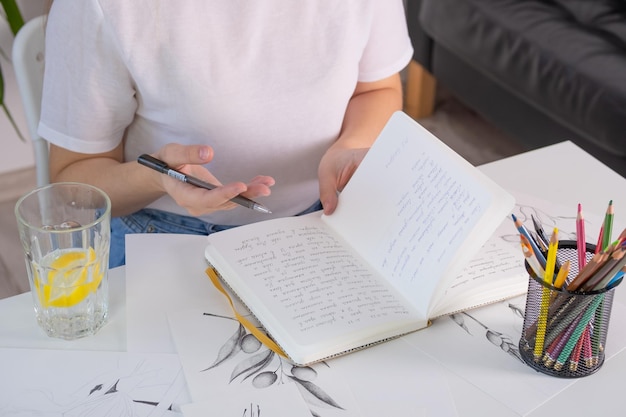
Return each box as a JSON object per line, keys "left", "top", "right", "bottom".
{"left": 595, "top": 225, "right": 604, "bottom": 255}
{"left": 576, "top": 203, "right": 586, "bottom": 269}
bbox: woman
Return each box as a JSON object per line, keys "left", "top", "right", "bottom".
{"left": 39, "top": 0, "right": 413, "bottom": 266}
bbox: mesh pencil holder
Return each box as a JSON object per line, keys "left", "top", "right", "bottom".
{"left": 519, "top": 241, "right": 622, "bottom": 378}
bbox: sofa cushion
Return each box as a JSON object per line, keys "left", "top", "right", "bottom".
{"left": 551, "top": 0, "right": 626, "bottom": 46}
{"left": 419, "top": 0, "right": 626, "bottom": 156}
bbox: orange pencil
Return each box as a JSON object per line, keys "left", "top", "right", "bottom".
{"left": 553, "top": 260, "right": 570, "bottom": 289}
{"left": 520, "top": 234, "right": 545, "bottom": 278}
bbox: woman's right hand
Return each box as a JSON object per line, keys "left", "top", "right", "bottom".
{"left": 49, "top": 141, "right": 274, "bottom": 218}
{"left": 152, "top": 143, "right": 275, "bottom": 217}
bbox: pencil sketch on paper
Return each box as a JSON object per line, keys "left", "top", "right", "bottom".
{"left": 0, "top": 355, "right": 185, "bottom": 417}
{"left": 243, "top": 403, "right": 261, "bottom": 417}
{"left": 201, "top": 312, "right": 346, "bottom": 415}
{"left": 449, "top": 301, "right": 525, "bottom": 363}
{"left": 500, "top": 201, "right": 587, "bottom": 245}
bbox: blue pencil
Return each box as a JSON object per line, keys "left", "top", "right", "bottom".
{"left": 512, "top": 214, "right": 547, "bottom": 267}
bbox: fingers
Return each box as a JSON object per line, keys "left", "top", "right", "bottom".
{"left": 318, "top": 147, "right": 368, "bottom": 215}
{"left": 241, "top": 175, "right": 275, "bottom": 198}
{"left": 173, "top": 181, "right": 247, "bottom": 216}
{"left": 319, "top": 177, "right": 339, "bottom": 215}
{"left": 155, "top": 143, "right": 213, "bottom": 168}
{"left": 178, "top": 178, "right": 275, "bottom": 217}
{"left": 152, "top": 144, "right": 276, "bottom": 216}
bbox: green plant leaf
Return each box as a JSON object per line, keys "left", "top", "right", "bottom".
{"left": 2, "top": 103, "right": 26, "bottom": 141}
{"left": 0, "top": 0, "right": 25, "bottom": 36}
{"left": 0, "top": 62, "right": 4, "bottom": 104}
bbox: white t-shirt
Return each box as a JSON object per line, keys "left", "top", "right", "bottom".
{"left": 39, "top": 0, "right": 413, "bottom": 225}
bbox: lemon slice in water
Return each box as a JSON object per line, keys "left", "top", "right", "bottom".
{"left": 34, "top": 248, "right": 104, "bottom": 308}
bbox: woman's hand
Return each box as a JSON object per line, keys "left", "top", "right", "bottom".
{"left": 318, "top": 145, "right": 369, "bottom": 215}
{"left": 318, "top": 72, "right": 403, "bottom": 215}
{"left": 49, "top": 141, "right": 274, "bottom": 217}
{"left": 154, "top": 143, "right": 275, "bottom": 217}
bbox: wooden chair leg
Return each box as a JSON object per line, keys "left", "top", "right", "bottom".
{"left": 403, "top": 60, "right": 437, "bottom": 120}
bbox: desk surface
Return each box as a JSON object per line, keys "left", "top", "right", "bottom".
{"left": 2, "top": 141, "right": 626, "bottom": 416}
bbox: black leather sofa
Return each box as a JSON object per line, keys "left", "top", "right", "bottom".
{"left": 404, "top": 0, "right": 626, "bottom": 177}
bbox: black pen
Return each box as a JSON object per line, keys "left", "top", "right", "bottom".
{"left": 137, "top": 154, "right": 272, "bottom": 214}
{"left": 531, "top": 214, "right": 549, "bottom": 248}
{"left": 531, "top": 214, "right": 561, "bottom": 268}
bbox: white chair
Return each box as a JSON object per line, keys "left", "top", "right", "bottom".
{"left": 12, "top": 15, "right": 48, "bottom": 187}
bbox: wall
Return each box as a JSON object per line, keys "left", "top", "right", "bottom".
{"left": 0, "top": 0, "right": 46, "bottom": 175}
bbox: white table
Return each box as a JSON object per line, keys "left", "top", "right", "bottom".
{"left": 0, "top": 266, "right": 126, "bottom": 352}
{"left": 2, "top": 141, "right": 625, "bottom": 416}
{"left": 478, "top": 141, "right": 626, "bottom": 416}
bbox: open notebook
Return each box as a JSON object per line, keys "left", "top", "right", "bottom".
{"left": 205, "top": 111, "right": 517, "bottom": 365}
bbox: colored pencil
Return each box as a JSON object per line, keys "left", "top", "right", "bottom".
{"left": 553, "top": 260, "right": 570, "bottom": 290}
{"left": 590, "top": 249, "right": 626, "bottom": 291}
{"left": 544, "top": 228, "right": 559, "bottom": 284}
{"left": 595, "top": 225, "right": 604, "bottom": 255}
{"left": 520, "top": 234, "right": 545, "bottom": 278}
{"left": 566, "top": 252, "right": 607, "bottom": 291}
{"left": 576, "top": 203, "right": 586, "bottom": 269}
{"left": 601, "top": 200, "right": 614, "bottom": 251}
{"left": 554, "top": 294, "right": 604, "bottom": 371}
{"left": 543, "top": 309, "right": 583, "bottom": 368}
{"left": 512, "top": 214, "right": 547, "bottom": 267}
{"left": 533, "top": 228, "right": 558, "bottom": 361}
{"left": 569, "top": 328, "right": 585, "bottom": 371}
{"left": 582, "top": 326, "right": 593, "bottom": 368}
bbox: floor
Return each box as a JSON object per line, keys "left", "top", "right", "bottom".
{"left": 0, "top": 87, "right": 525, "bottom": 300}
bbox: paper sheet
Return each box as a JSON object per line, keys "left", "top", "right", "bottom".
{"left": 0, "top": 347, "right": 188, "bottom": 416}
{"left": 400, "top": 190, "right": 626, "bottom": 415}
{"left": 122, "top": 189, "right": 623, "bottom": 416}
{"left": 168, "top": 307, "right": 360, "bottom": 417}
{"left": 125, "top": 233, "right": 216, "bottom": 353}
{"left": 181, "top": 384, "right": 311, "bottom": 417}
{"left": 328, "top": 337, "right": 459, "bottom": 417}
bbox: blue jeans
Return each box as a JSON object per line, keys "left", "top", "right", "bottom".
{"left": 109, "top": 201, "right": 323, "bottom": 268}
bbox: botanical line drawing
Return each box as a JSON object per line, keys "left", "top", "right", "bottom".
{"left": 499, "top": 202, "right": 588, "bottom": 245}
{"left": 449, "top": 302, "right": 525, "bottom": 363}
{"left": 243, "top": 402, "right": 262, "bottom": 417}
{"left": 202, "top": 312, "right": 345, "bottom": 415}
{"left": 0, "top": 356, "right": 184, "bottom": 416}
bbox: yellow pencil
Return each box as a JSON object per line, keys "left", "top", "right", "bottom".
{"left": 544, "top": 228, "right": 559, "bottom": 285}
{"left": 534, "top": 228, "right": 559, "bottom": 361}
{"left": 553, "top": 260, "right": 570, "bottom": 289}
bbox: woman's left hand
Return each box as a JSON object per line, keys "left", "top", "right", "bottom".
{"left": 317, "top": 145, "right": 369, "bottom": 215}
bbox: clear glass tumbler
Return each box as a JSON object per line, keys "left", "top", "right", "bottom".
{"left": 15, "top": 182, "right": 111, "bottom": 340}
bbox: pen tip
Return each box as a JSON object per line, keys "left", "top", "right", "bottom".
{"left": 511, "top": 213, "right": 517, "bottom": 221}
{"left": 255, "top": 205, "right": 272, "bottom": 214}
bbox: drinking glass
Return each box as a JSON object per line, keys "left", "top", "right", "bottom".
{"left": 15, "top": 182, "right": 111, "bottom": 340}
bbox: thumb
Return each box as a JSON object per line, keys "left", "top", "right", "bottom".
{"left": 156, "top": 143, "right": 214, "bottom": 167}
{"left": 319, "top": 175, "right": 339, "bottom": 215}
